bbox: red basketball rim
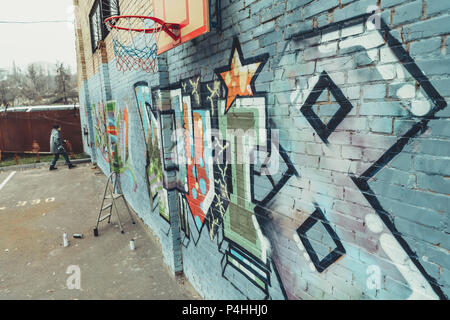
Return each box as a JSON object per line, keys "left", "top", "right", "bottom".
{"left": 104, "top": 15, "right": 168, "bottom": 34}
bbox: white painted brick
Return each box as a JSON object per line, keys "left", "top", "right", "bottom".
{"left": 342, "top": 145, "right": 363, "bottom": 159}
{"left": 341, "top": 24, "right": 364, "bottom": 38}
{"left": 340, "top": 30, "right": 385, "bottom": 51}
{"left": 322, "top": 30, "right": 340, "bottom": 42}
{"left": 377, "top": 64, "right": 397, "bottom": 80}
{"left": 380, "top": 47, "right": 399, "bottom": 63}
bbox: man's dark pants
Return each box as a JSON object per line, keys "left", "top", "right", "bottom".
{"left": 51, "top": 151, "right": 71, "bottom": 167}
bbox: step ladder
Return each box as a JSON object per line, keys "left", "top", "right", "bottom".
{"left": 93, "top": 171, "right": 135, "bottom": 236}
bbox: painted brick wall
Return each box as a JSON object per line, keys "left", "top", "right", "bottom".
{"left": 74, "top": 0, "right": 449, "bottom": 300}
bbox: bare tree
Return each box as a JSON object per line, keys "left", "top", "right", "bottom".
{"left": 0, "top": 80, "right": 8, "bottom": 107}
{"left": 9, "top": 62, "right": 23, "bottom": 106}
{"left": 19, "top": 63, "right": 48, "bottom": 104}
{"left": 55, "top": 62, "right": 71, "bottom": 104}
{"left": 0, "top": 73, "right": 17, "bottom": 107}
{"left": 35, "top": 65, "right": 46, "bottom": 96}
{"left": 0, "top": 61, "right": 78, "bottom": 107}
{"left": 23, "top": 64, "right": 38, "bottom": 102}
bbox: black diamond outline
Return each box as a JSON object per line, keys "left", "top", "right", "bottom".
{"left": 251, "top": 143, "right": 299, "bottom": 209}
{"left": 296, "top": 207, "right": 346, "bottom": 273}
{"left": 300, "top": 70, "right": 354, "bottom": 144}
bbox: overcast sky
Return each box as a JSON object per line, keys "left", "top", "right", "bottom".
{"left": 0, "top": 0, "right": 77, "bottom": 74}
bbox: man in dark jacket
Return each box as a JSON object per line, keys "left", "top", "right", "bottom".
{"left": 49, "top": 124, "right": 76, "bottom": 170}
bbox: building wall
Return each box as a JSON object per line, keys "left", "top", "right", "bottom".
{"left": 74, "top": 0, "right": 450, "bottom": 300}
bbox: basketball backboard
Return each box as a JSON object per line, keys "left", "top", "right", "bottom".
{"left": 153, "top": 0, "right": 210, "bottom": 54}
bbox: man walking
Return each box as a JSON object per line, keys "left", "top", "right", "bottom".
{"left": 49, "top": 124, "right": 76, "bottom": 170}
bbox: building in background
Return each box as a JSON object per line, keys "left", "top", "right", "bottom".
{"left": 73, "top": 0, "right": 449, "bottom": 300}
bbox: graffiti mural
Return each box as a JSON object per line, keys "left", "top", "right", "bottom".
{"left": 267, "top": 15, "right": 448, "bottom": 300}
{"left": 91, "top": 101, "right": 109, "bottom": 164}
{"left": 213, "top": 40, "right": 272, "bottom": 290}
{"left": 135, "top": 83, "right": 169, "bottom": 221}
{"left": 78, "top": 1, "right": 449, "bottom": 301}
{"left": 148, "top": 39, "right": 297, "bottom": 299}
{"left": 155, "top": 27, "right": 447, "bottom": 299}
{"left": 105, "top": 101, "right": 137, "bottom": 191}
{"left": 172, "top": 80, "right": 215, "bottom": 233}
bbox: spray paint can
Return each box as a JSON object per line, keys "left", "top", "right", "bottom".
{"left": 63, "top": 233, "right": 69, "bottom": 247}
{"left": 73, "top": 234, "right": 83, "bottom": 239}
{"left": 129, "top": 239, "right": 135, "bottom": 251}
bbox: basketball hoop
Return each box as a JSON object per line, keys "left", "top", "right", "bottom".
{"left": 104, "top": 15, "right": 180, "bottom": 73}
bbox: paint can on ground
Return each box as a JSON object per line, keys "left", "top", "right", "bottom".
{"left": 129, "top": 239, "right": 135, "bottom": 251}
{"left": 63, "top": 233, "right": 69, "bottom": 247}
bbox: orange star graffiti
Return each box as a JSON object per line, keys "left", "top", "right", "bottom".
{"left": 216, "top": 38, "right": 268, "bottom": 114}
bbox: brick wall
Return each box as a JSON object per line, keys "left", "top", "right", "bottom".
{"left": 74, "top": 0, "right": 449, "bottom": 300}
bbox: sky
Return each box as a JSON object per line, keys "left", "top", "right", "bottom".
{"left": 0, "top": 0, "right": 77, "bottom": 74}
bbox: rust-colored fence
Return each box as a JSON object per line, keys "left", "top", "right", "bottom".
{"left": 0, "top": 108, "right": 83, "bottom": 154}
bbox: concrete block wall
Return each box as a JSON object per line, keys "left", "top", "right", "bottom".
{"left": 74, "top": 0, "right": 449, "bottom": 300}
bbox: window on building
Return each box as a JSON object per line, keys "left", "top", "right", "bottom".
{"left": 89, "top": 0, "right": 120, "bottom": 52}
{"left": 102, "top": 0, "right": 120, "bottom": 20}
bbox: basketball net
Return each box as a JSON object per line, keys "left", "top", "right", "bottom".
{"left": 105, "top": 16, "right": 162, "bottom": 73}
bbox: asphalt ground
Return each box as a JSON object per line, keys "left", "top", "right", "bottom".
{"left": 0, "top": 163, "right": 200, "bottom": 300}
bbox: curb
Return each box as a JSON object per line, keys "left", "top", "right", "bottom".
{"left": 0, "top": 158, "right": 92, "bottom": 173}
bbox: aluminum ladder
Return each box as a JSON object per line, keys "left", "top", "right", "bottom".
{"left": 93, "top": 171, "right": 135, "bottom": 236}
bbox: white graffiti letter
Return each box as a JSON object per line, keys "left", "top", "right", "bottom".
{"left": 366, "top": 265, "right": 381, "bottom": 290}
{"left": 367, "top": 5, "right": 381, "bottom": 29}
{"left": 66, "top": 265, "right": 81, "bottom": 290}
